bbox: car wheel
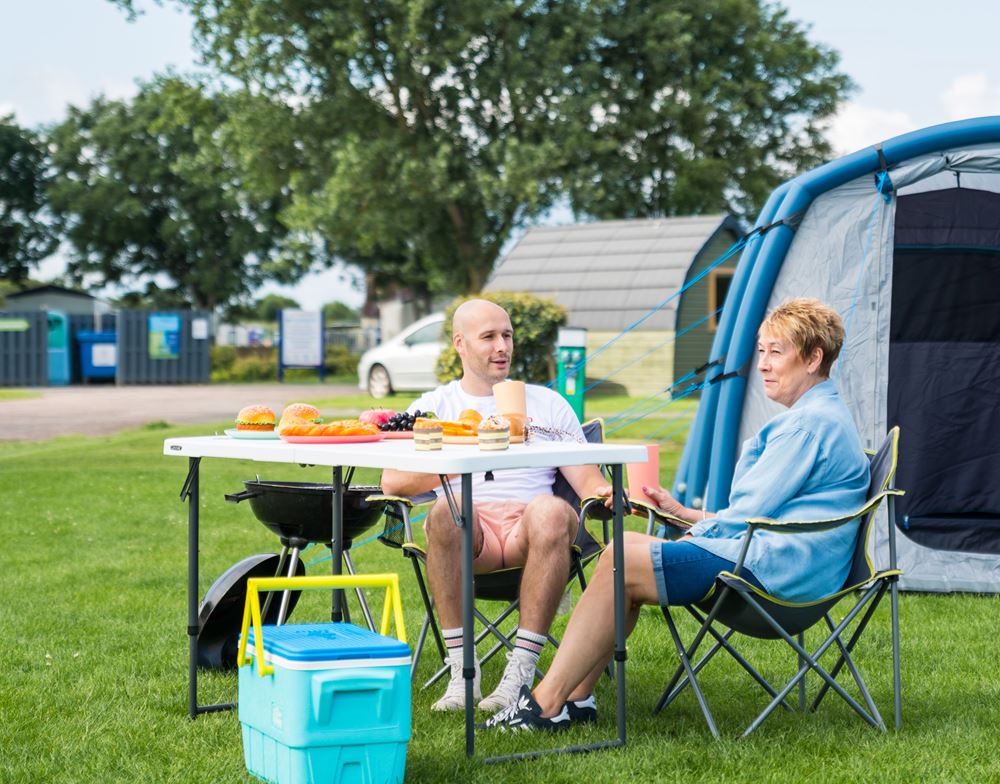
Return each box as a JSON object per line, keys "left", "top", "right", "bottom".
{"left": 368, "top": 364, "right": 392, "bottom": 398}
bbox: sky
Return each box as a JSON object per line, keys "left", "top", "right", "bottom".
{"left": 3, "top": 0, "right": 1000, "bottom": 309}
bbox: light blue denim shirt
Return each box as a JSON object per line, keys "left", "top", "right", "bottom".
{"left": 686, "top": 379, "right": 870, "bottom": 602}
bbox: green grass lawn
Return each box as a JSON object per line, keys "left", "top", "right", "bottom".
{"left": 1, "top": 421, "right": 998, "bottom": 783}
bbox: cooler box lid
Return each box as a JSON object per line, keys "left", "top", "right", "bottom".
{"left": 246, "top": 623, "right": 410, "bottom": 663}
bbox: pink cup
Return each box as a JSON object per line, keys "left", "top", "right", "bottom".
{"left": 626, "top": 444, "right": 661, "bottom": 507}
{"left": 492, "top": 380, "right": 527, "bottom": 416}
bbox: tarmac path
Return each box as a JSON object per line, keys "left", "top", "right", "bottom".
{"left": 0, "top": 383, "right": 361, "bottom": 442}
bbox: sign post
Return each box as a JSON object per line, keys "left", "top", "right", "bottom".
{"left": 278, "top": 309, "right": 324, "bottom": 382}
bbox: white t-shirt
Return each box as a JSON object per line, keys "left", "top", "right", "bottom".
{"left": 408, "top": 380, "right": 585, "bottom": 503}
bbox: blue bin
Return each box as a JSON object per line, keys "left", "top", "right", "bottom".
{"left": 239, "top": 623, "right": 411, "bottom": 784}
{"left": 77, "top": 331, "right": 117, "bottom": 381}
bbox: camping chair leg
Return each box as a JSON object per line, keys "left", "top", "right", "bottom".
{"left": 798, "top": 632, "right": 806, "bottom": 711}
{"left": 409, "top": 556, "right": 446, "bottom": 665}
{"left": 659, "top": 607, "right": 720, "bottom": 738}
{"left": 655, "top": 623, "right": 789, "bottom": 715}
{"left": 343, "top": 551, "right": 376, "bottom": 631}
{"left": 809, "top": 583, "right": 885, "bottom": 712}
{"left": 411, "top": 613, "right": 431, "bottom": 682}
{"left": 738, "top": 592, "right": 883, "bottom": 735}
{"left": 655, "top": 634, "right": 726, "bottom": 713}
{"left": 424, "top": 608, "right": 520, "bottom": 690}
{"left": 683, "top": 607, "right": 790, "bottom": 710}
{"left": 891, "top": 579, "right": 902, "bottom": 730}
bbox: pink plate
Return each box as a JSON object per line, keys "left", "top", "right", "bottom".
{"left": 279, "top": 433, "right": 387, "bottom": 444}
{"left": 382, "top": 431, "right": 414, "bottom": 440}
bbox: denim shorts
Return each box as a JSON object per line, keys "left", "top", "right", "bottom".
{"left": 649, "top": 541, "right": 765, "bottom": 606}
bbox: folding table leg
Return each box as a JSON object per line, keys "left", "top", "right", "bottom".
{"left": 181, "top": 457, "right": 234, "bottom": 718}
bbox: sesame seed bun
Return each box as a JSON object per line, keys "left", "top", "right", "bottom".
{"left": 281, "top": 403, "right": 321, "bottom": 423}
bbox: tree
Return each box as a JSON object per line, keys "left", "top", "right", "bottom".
{"left": 255, "top": 294, "right": 300, "bottom": 322}
{"left": 46, "top": 76, "right": 313, "bottom": 311}
{"left": 109, "top": 1, "right": 850, "bottom": 293}
{"left": 559, "top": 1, "right": 853, "bottom": 219}
{"left": 0, "top": 116, "right": 57, "bottom": 283}
{"left": 323, "top": 301, "right": 359, "bottom": 323}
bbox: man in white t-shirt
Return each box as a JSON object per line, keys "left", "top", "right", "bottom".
{"left": 380, "top": 299, "right": 609, "bottom": 715}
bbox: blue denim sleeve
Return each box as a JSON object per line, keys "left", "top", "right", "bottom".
{"left": 716, "top": 427, "right": 820, "bottom": 525}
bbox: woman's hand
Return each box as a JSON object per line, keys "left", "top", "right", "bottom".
{"left": 642, "top": 485, "right": 685, "bottom": 517}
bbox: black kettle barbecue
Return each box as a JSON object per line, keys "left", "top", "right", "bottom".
{"left": 223, "top": 480, "right": 385, "bottom": 629}
{"left": 225, "top": 480, "right": 385, "bottom": 547}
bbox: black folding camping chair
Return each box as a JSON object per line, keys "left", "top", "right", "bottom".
{"left": 655, "top": 426, "right": 903, "bottom": 737}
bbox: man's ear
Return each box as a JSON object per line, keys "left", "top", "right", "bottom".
{"left": 452, "top": 331, "right": 464, "bottom": 356}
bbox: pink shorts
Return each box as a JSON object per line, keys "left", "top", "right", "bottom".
{"left": 473, "top": 501, "right": 529, "bottom": 573}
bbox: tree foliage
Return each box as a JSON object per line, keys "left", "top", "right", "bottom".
{"left": 323, "top": 301, "right": 359, "bottom": 323}
{"left": 559, "top": 1, "right": 853, "bottom": 219}
{"left": 0, "top": 117, "right": 57, "bottom": 283}
{"left": 108, "top": 0, "right": 850, "bottom": 297}
{"left": 255, "top": 294, "right": 300, "bottom": 322}
{"left": 436, "top": 292, "right": 567, "bottom": 385}
{"left": 46, "top": 76, "right": 312, "bottom": 310}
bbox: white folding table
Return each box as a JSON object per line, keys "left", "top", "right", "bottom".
{"left": 164, "top": 435, "right": 647, "bottom": 760}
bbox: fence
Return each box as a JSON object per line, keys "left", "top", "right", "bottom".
{"left": 117, "top": 310, "right": 211, "bottom": 384}
{"left": 0, "top": 312, "right": 48, "bottom": 387}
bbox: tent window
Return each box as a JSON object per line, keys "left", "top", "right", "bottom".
{"left": 708, "top": 269, "right": 733, "bottom": 331}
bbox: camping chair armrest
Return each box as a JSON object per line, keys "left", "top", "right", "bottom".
{"left": 365, "top": 491, "right": 439, "bottom": 509}
{"left": 745, "top": 489, "right": 905, "bottom": 534}
{"left": 628, "top": 499, "right": 692, "bottom": 533}
{"left": 579, "top": 495, "right": 691, "bottom": 544}
{"left": 366, "top": 491, "right": 439, "bottom": 547}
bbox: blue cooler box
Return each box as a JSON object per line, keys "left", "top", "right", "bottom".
{"left": 239, "top": 623, "right": 411, "bottom": 784}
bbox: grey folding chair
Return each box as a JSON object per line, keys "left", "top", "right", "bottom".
{"left": 369, "top": 418, "right": 607, "bottom": 687}
{"left": 656, "top": 427, "right": 903, "bottom": 737}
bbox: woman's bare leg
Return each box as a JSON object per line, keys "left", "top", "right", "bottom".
{"left": 531, "top": 532, "right": 662, "bottom": 717}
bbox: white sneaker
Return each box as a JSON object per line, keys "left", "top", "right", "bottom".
{"left": 478, "top": 650, "right": 538, "bottom": 714}
{"left": 432, "top": 655, "right": 481, "bottom": 712}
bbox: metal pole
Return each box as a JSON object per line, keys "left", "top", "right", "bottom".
{"left": 611, "top": 463, "right": 627, "bottom": 745}
{"left": 331, "top": 465, "right": 343, "bottom": 622}
{"left": 186, "top": 457, "right": 199, "bottom": 720}
{"left": 461, "top": 473, "right": 475, "bottom": 757}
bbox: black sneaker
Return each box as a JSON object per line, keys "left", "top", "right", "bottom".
{"left": 565, "top": 695, "right": 597, "bottom": 724}
{"left": 478, "top": 685, "right": 570, "bottom": 732}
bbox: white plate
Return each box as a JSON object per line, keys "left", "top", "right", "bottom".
{"left": 225, "top": 428, "right": 280, "bottom": 440}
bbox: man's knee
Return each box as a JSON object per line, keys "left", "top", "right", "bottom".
{"left": 522, "top": 495, "right": 576, "bottom": 548}
{"left": 425, "top": 499, "right": 461, "bottom": 544}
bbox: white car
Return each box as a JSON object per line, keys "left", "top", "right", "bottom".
{"left": 357, "top": 312, "right": 446, "bottom": 398}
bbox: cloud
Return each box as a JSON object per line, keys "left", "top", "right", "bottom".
{"left": 4, "top": 70, "right": 140, "bottom": 128}
{"left": 942, "top": 73, "right": 1000, "bottom": 120}
{"left": 826, "top": 103, "right": 919, "bottom": 156}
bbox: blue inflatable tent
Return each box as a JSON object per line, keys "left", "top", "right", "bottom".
{"left": 675, "top": 116, "right": 1000, "bottom": 592}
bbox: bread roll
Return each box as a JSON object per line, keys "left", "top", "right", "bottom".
{"left": 281, "top": 403, "right": 321, "bottom": 423}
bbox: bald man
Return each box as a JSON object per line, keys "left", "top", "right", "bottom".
{"left": 381, "top": 300, "right": 608, "bottom": 715}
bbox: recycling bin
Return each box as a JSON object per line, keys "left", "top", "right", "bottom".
{"left": 78, "top": 331, "right": 118, "bottom": 382}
